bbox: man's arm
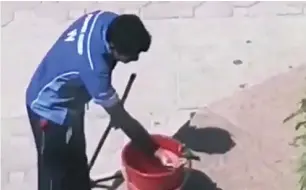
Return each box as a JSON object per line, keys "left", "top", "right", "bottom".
{"left": 104, "top": 102, "right": 159, "bottom": 156}
{"left": 80, "top": 68, "right": 159, "bottom": 156}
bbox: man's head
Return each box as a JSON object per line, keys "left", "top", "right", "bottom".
{"left": 106, "top": 14, "right": 151, "bottom": 63}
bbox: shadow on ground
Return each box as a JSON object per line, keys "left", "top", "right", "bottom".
{"left": 171, "top": 113, "right": 236, "bottom": 190}
{"left": 183, "top": 169, "right": 222, "bottom": 190}
{"left": 173, "top": 119, "right": 236, "bottom": 154}
{"left": 104, "top": 112, "right": 235, "bottom": 189}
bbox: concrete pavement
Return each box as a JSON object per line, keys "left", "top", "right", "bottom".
{"left": 1, "top": 1, "right": 306, "bottom": 190}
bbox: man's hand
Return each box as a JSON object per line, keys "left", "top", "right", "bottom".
{"left": 154, "top": 148, "right": 186, "bottom": 168}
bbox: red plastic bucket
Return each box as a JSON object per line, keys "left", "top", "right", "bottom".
{"left": 121, "top": 134, "right": 188, "bottom": 190}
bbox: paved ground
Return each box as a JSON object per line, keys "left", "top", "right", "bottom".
{"left": 1, "top": 1, "right": 306, "bottom": 190}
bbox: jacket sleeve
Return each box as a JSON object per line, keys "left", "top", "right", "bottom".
{"left": 79, "top": 59, "right": 119, "bottom": 108}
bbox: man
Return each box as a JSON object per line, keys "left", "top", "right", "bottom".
{"left": 26, "top": 10, "right": 179, "bottom": 190}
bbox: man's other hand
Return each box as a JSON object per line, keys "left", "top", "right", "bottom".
{"left": 154, "top": 148, "right": 186, "bottom": 168}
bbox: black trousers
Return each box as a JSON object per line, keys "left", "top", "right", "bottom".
{"left": 27, "top": 106, "right": 91, "bottom": 190}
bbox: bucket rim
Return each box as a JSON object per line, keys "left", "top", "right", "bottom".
{"left": 121, "top": 134, "right": 185, "bottom": 178}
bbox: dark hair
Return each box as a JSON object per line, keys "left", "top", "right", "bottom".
{"left": 106, "top": 14, "right": 151, "bottom": 56}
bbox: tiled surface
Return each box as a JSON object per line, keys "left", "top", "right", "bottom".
{"left": 2, "top": 1, "right": 306, "bottom": 26}
{"left": 1, "top": 1, "right": 306, "bottom": 190}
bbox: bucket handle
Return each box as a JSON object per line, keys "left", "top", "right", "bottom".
{"left": 176, "top": 145, "right": 198, "bottom": 190}
{"left": 160, "top": 145, "right": 198, "bottom": 190}
{"left": 180, "top": 144, "right": 200, "bottom": 161}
